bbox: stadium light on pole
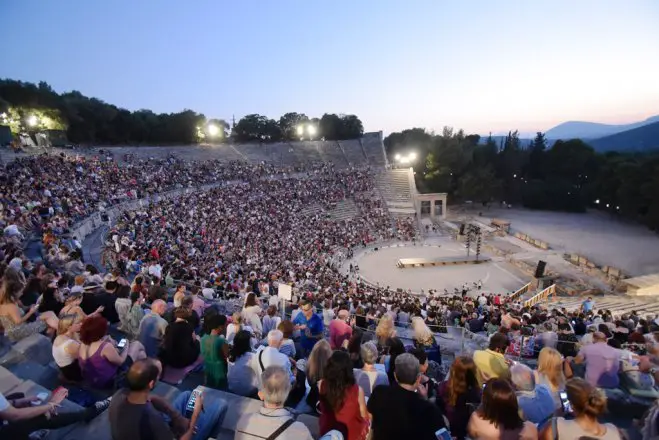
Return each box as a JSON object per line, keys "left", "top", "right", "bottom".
{"left": 27, "top": 115, "right": 38, "bottom": 127}
{"left": 395, "top": 152, "right": 417, "bottom": 168}
{"left": 207, "top": 124, "right": 220, "bottom": 137}
{"left": 307, "top": 124, "right": 317, "bottom": 138}
{"left": 296, "top": 125, "right": 304, "bottom": 137}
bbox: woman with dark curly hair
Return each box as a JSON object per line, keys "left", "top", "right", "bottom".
{"left": 318, "top": 350, "right": 369, "bottom": 440}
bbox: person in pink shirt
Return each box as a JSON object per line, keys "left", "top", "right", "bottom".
{"left": 329, "top": 310, "right": 353, "bottom": 350}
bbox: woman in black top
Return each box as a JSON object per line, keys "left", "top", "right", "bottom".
{"left": 160, "top": 307, "right": 200, "bottom": 368}
{"left": 38, "top": 285, "right": 64, "bottom": 316}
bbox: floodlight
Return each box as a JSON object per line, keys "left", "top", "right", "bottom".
{"left": 395, "top": 154, "right": 401, "bottom": 160}
{"left": 27, "top": 115, "right": 38, "bottom": 127}
{"left": 409, "top": 152, "right": 417, "bottom": 161}
{"left": 207, "top": 124, "right": 219, "bottom": 137}
{"left": 296, "top": 125, "right": 304, "bottom": 136}
{"left": 307, "top": 125, "right": 317, "bottom": 137}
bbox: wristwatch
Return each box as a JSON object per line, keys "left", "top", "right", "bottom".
{"left": 650, "top": 367, "right": 657, "bottom": 375}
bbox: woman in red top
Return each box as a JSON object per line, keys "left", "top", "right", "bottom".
{"left": 319, "top": 351, "right": 369, "bottom": 440}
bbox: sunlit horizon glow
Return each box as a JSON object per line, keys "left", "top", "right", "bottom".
{"left": 1, "top": 0, "right": 657, "bottom": 136}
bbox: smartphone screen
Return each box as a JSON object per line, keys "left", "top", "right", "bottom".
{"left": 435, "top": 428, "right": 452, "bottom": 440}
{"left": 185, "top": 388, "right": 201, "bottom": 415}
{"left": 559, "top": 391, "right": 572, "bottom": 414}
{"left": 117, "top": 339, "right": 127, "bottom": 349}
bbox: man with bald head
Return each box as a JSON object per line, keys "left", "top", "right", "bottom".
{"left": 109, "top": 358, "right": 227, "bottom": 440}
{"left": 329, "top": 308, "right": 353, "bottom": 349}
{"left": 573, "top": 331, "right": 622, "bottom": 388}
{"left": 137, "top": 299, "right": 169, "bottom": 357}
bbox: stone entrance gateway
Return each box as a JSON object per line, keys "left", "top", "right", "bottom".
{"left": 415, "top": 193, "right": 448, "bottom": 219}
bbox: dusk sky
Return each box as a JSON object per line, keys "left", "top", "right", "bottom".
{"left": 1, "top": 0, "right": 658, "bottom": 135}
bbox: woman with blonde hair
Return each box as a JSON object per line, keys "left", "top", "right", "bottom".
{"left": 52, "top": 314, "right": 82, "bottom": 381}
{"left": 535, "top": 347, "right": 566, "bottom": 411}
{"left": 226, "top": 312, "right": 253, "bottom": 345}
{"left": 0, "top": 279, "right": 59, "bottom": 341}
{"left": 411, "top": 316, "right": 436, "bottom": 349}
{"left": 375, "top": 314, "right": 396, "bottom": 352}
{"left": 540, "top": 378, "right": 622, "bottom": 440}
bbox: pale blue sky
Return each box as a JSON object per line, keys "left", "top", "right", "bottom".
{"left": 1, "top": 0, "right": 658, "bottom": 135}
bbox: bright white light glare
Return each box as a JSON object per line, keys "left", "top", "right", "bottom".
{"left": 616, "top": 206, "right": 620, "bottom": 210}
{"left": 409, "top": 152, "right": 417, "bottom": 160}
{"left": 595, "top": 199, "right": 600, "bottom": 204}
{"left": 307, "top": 125, "right": 317, "bottom": 137}
{"left": 207, "top": 124, "right": 219, "bottom": 136}
{"left": 296, "top": 125, "right": 304, "bottom": 136}
{"left": 606, "top": 204, "right": 610, "bottom": 208}
{"left": 395, "top": 154, "right": 401, "bottom": 160}
{"left": 27, "top": 115, "right": 38, "bottom": 127}
{"left": 399, "top": 157, "right": 410, "bottom": 164}
{"left": 513, "top": 174, "right": 517, "bottom": 178}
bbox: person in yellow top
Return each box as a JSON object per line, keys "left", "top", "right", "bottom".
{"left": 473, "top": 332, "right": 512, "bottom": 385}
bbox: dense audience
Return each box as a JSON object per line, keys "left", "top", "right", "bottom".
{"left": 0, "top": 153, "right": 656, "bottom": 440}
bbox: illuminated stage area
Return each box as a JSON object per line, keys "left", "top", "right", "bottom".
{"left": 353, "top": 242, "right": 527, "bottom": 296}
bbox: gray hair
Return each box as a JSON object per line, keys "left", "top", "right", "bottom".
{"left": 394, "top": 353, "right": 420, "bottom": 385}
{"left": 510, "top": 363, "right": 535, "bottom": 392}
{"left": 360, "top": 342, "right": 378, "bottom": 365}
{"left": 267, "top": 329, "right": 283, "bottom": 345}
{"left": 260, "top": 365, "right": 291, "bottom": 406}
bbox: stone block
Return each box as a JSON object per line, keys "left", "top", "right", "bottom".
{"left": 152, "top": 381, "right": 181, "bottom": 403}
{"left": 8, "top": 361, "right": 49, "bottom": 385}
{"left": 202, "top": 388, "right": 263, "bottom": 432}
{"left": 12, "top": 334, "right": 54, "bottom": 365}
{"left": 63, "top": 409, "right": 112, "bottom": 440}
{"left": 0, "top": 365, "right": 23, "bottom": 394}
{"left": 0, "top": 348, "right": 25, "bottom": 367}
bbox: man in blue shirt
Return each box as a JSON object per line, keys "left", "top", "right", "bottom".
{"left": 292, "top": 300, "right": 324, "bottom": 357}
{"left": 581, "top": 297, "right": 594, "bottom": 313}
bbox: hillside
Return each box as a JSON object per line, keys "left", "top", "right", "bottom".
{"left": 588, "top": 120, "right": 659, "bottom": 152}
{"left": 545, "top": 115, "right": 659, "bottom": 140}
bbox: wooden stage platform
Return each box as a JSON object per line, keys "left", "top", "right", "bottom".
{"left": 396, "top": 255, "right": 491, "bottom": 268}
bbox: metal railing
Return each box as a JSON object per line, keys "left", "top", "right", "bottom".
{"left": 523, "top": 284, "right": 557, "bottom": 308}
{"left": 509, "top": 282, "right": 532, "bottom": 302}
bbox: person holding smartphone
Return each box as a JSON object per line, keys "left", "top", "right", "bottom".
{"left": 108, "top": 358, "right": 228, "bottom": 440}
{"left": 0, "top": 387, "right": 111, "bottom": 440}
{"left": 539, "top": 378, "right": 622, "bottom": 440}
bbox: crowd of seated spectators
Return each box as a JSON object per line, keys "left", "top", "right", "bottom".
{"left": 0, "top": 152, "right": 654, "bottom": 439}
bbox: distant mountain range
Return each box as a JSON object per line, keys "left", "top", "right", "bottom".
{"left": 480, "top": 115, "right": 659, "bottom": 153}
{"left": 544, "top": 115, "right": 659, "bottom": 140}
{"left": 588, "top": 120, "right": 659, "bottom": 152}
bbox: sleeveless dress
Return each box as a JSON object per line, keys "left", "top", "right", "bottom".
{"left": 79, "top": 341, "right": 120, "bottom": 389}
{"left": 0, "top": 308, "right": 46, "bottom": 342}
{"left": 319, "top": 382, "right": 368, "bottom": 440}
{"left": 201, "top": 333, "right": 227, "bottom": 389}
